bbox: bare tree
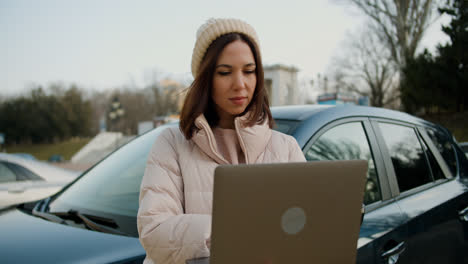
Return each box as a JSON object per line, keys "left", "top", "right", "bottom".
{"left": 328, "top": 28, "right": 400, "bottom": 107}
{"left": 346, "top": 0, "right": 439, "bottom": 69}
{"left": 112, "top": 88, "right": 157, "bottom": 135}
{"left": 150, "top": 80, "right": 184, "bottom": 116}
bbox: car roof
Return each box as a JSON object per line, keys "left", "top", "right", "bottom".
{"left": 272, "top": 104, "right": 430, "bottom": 124}
{"left": 270, "top": 104, "right": 333, "bottom": 120}
{"left": 271, "top": 104, "right": 439, "bottom": 148}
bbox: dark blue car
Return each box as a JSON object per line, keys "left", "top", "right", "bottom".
{"left": 1, "top": 104, "right": 467, "bottom": 263}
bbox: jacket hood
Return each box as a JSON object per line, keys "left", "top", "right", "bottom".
{"left": 0, "top": 208, "right": 145, "bottom": 263}
{"left": 192, "top": 114, "right": 272, "bottom": 164}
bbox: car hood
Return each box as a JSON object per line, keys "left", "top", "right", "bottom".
{"left": 0, "top": 208, "right": 145, "bottom": 263}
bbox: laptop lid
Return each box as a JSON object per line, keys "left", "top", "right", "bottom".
{"left": 210, "top": 160, "right": 368, "bottom": 264}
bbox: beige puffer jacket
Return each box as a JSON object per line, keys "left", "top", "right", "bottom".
{"left": 137, "top": 114, "right": 305, "bottom": 264}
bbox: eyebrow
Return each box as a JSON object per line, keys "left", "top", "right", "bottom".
{"left": 215, "top": 63, "right": 256, "bottom": 69}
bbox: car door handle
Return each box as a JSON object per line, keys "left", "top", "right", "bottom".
{"left": 459, "top": 206, "right": 468, "bottom": 222}
{"left": 382, "top": 241, "right": 406, "bottom": 264}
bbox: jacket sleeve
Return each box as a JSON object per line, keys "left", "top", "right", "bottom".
{"left": 137, "top": 128, "right": 211, "bottom": 264}
{"left": 287, "top": 135, "right": 306, "bottom": 162}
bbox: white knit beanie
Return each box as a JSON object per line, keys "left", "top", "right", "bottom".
{"left": 191, "top": 18, "right": 260, "bottom": 78}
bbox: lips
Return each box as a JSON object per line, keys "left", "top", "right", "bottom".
{"left": 229, "top": 97, "right": 247, "bottom": 105}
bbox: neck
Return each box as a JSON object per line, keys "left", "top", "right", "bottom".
{"left": 215, "top": 106, "right": 237, "bottom": 129}
{"left": 218, "top": 117, "right": 235, "bottom": 129}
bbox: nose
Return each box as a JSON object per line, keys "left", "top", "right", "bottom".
{"left": 232, "top": 72, "right": 245, "bottom": 90}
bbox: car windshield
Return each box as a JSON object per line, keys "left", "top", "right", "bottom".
{"left": 273, "top": 119, "right": 301, "bottom": 135}
{"left": 45, "top": 118, "right": 297, "bottom": 235}
{"left": 48, "top": 124, "right": 173, "bottom": 218}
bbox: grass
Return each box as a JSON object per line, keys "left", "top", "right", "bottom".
{"left": 3, "top": 137, "right": 91, "bottom": 161}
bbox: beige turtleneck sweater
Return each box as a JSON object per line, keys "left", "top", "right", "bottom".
{"left": 212, "top": 127, "right": 246, "bottom": 164}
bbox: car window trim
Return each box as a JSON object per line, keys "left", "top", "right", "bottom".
{"left": 362, "top": 119, "right": 392, "bottom": 201}
{"left": 369, "top": 119, "right": 401, "bottom": 198}
{"left": 364, "top": 197, "right": 399, "bottom": 213}
{"left": 301, "top": 117, "right": 391, "bottom": 201}
{"left": 417, "top": 127, "right": 454, "bottom": 179}
{"left": 395, "top": 178, "right": 449, "bottom": 201}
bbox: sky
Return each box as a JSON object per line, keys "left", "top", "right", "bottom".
{"left": 1, "top": 0, "right": 449, "bottom": 96}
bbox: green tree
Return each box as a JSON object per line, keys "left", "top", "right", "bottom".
{"left": 401, "top": 0, "right": 467, "bottom": 113}
{"left": 0, "top": 85, "right": 94, "bottom": 144}
{"left": 438, "top": 0, "right": 468, "bottom": 111}
{"left": 61, "top": 85, "right": 93, "bottom": 137}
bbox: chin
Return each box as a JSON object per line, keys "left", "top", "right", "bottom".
{"left": 229, "top": 107, "right": 248, "bottom": 116}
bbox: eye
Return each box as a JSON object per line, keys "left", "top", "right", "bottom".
{"left": 217, "top": 71, "right": 230, "bottom": 76}
{"left": 244, "top": 69, "right": 255, "bottom": 74}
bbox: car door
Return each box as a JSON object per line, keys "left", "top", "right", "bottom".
{"left": 371, "top": 119, "right": 468, "bottom": 263}
{"left": 301, "top": 117, "right": 409, "bottom": 264}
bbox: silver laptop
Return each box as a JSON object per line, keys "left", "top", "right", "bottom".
{"left": 209, "top": 160, "right": 368, "bottom": 264}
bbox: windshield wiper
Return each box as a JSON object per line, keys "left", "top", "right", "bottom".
{"left": 32, "top": 199, "right": 68, "bottom": 225}
{"left": 31, "top": 198, "right": 128, "bottom": 236}
{"left": 66, "top": 210, "right": 129, "bottom": 236}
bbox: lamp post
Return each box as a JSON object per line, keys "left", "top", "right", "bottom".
{"left": 108, "top": 96, "right": 125, "bottom": 150}
{"left": 108, "top": 97, "right": 125, "bottom": 130}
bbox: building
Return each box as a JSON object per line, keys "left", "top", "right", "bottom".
{"left": 159, "top": 78, "right": 187, "bottom": 112}
{"left": 264, "top": 64, "right": 300, "bottom": 106}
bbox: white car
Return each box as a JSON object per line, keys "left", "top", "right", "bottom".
{"left": 0, "top": 153, "right": 79, "bottom": 209}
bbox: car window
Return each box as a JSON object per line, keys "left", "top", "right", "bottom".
{"left": 419, "top": 133, "right": 445, "bottom": 181}
{"left": 378, "top": 123, "right": 433, "bottom": 193}
{"left": 273, "top": 119, "right": 300, "bottom": 134}
{"left": 425, "top": 128, "right": 457, "bottom": 176}
{"left": 304, "top": 122, "right": 381, "bottom": 205}
{"left": 49, "top": 125, "right": 169, "bottom": 217}
{"left": 0, "top": 162, "right": 17, "bottom": 183}
{"left": 5, "top": 162, "right": 42, "bottom": 181}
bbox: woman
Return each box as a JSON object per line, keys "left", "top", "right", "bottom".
{"left": 137, "top": 18, "right": 305, "bottom": 264}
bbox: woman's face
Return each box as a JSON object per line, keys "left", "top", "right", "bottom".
{"left": 212, "top": 39, "right": 256, "bottom": 127}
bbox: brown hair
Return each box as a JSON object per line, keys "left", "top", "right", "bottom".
{"left": 180, "top": 33, "right": 273, "bottom": 139}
